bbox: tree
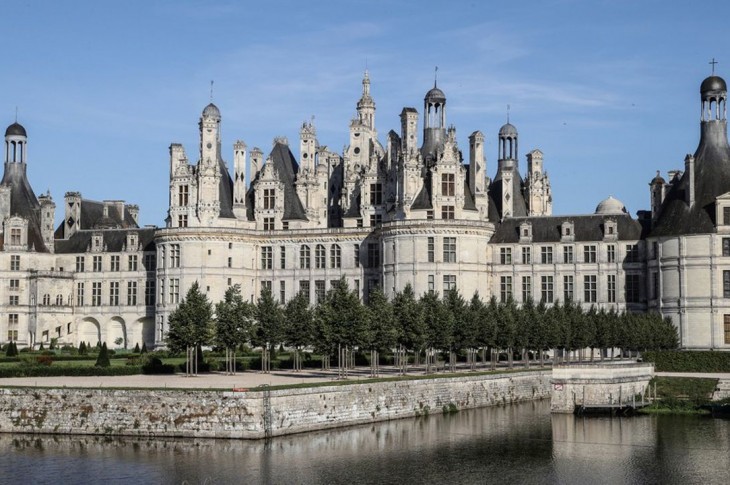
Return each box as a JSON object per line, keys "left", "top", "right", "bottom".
{"left": 166, "top": 281, "right": 213, "bottom": 375}
{"left": 392, "top": 284, "right": 424, "bottom": 373}
{"left": 464, "top": 293, "right": 485, "bottom": 370}
{"left": 95, "top": 342, "right": 110, "bottom": 367}
{"left": 215, "top": 285, "right": 254, "bottom": 374}
{"left": 445, "top": 289, "right": 469, "bottom": 371}
{"left": 141, "top": 341, "right": 148, "bottom": 354}
{"left": 364, "top": 287, "right": 397, "bottom": 376}
{"left": 420, "top": 291, "right": 452, "bottom": 372}
{"left": 133, "top": 342, "right": 141, "bottom": 353}
{"left": 481, "top": 296, "right": 500, "bottom": 369}
{"left": 252, "top": 286, "right": 284, "bottom": 373}
{"left": 283, "top": 291, "right": 314, "bottom": 371}
{"left": 78, "top": 341, "right": 87, "bottom": 355}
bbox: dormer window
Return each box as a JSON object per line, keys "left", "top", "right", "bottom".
{"left": 561, "top": 221, "right": 575, "bottom": 242}
{"left": 519, "top": 222, "right": 532, "bottom": 242}
{"left": 603, "top": 219, "right": 618, "bottom": 240}
{"left": 92, "top": 233, "right": 103, "bottom": 252}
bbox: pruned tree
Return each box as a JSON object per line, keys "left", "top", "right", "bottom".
{"left": 166, "top": 281, "right": 213, "bottom": 375}
{"left": 283, "top": 291, "right": 314, "bottom": 371}
{"left": 215, "top": 284, "right": 254, "bottom": 374}
{"left": 421, "top": 291, "right": 452, "bottom": 373}
{"left": 365, "top": 287, "right": 397, "bottom": 377}
{"left": 392, "top": 284, "right": 424, "bottom": 374}
{"left": 252, "top": 286, "right": 283, "bottom": 373}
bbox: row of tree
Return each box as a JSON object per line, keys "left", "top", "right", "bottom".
{"left": 166, "top": 280, "right": 679, "bottom": 375}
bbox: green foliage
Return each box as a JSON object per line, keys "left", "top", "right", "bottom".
{"left": 251, "top": 286, "right": 284, "bottom": 351}
{"left": 283, "top": 290, "right": 315, "bottom": 349}
{"left": 140, "top": 354, "right": 176, "bottom": 374}
{"left": 644, "top": 351, "right": 730, "bottom": 372}
{"left": 95, "top": 342, "right": 111, "bottom": 368}
{"left": 215, "top": 285, "right": 254, "bottom": 351}
{"left": 78, "top": 341, "right": 87, "bottom": 355}
{"left": 421, "top": 291, "right": 453, "bottom": 351}
{"left": 5, "top": 341, "right": 18, "bottom": 357}
{"left": 646, "top": 377, "right": 719, "bottom": 411}
{"left": 133, "top": 343, "right": 140, "bottom": 353}
{"left": 38, "top": 342, "right": 44, "bottom": 351}
{"left": 49, "top": 338, "right": 58, "bottom": 350}
{"left": 0, "top": 365, "right": 142, "bottom": 378}
{"left": 365, "top": 288, "right": 398, "bottom": 352}
{"left": 141, "top": 342, "right": 148, "bottom": 354}
{"left": 166, "top": 281, "right": 213, "bottom": 353}
{"left": 393, "top": 284, "right": 424, "bottom": 351}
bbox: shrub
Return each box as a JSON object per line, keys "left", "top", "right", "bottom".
{"left": 644, "top": 351, "right": 730, "bottom": 372}
{"left": 133, "top": 343, "right": 140, "bottom": 353}
{"left": 141, "top": 342, "right": 148, "bottom": 354}
{"left": 0, "top": 365, "right": 142, "bottom": 378}
{"left": 78, "top": 341, "right": 87, "bottom": 355}
{"left": 38, "top": 342, "right": 44, "bottom": 351}
{"left": 95, "top": 343, "right": 111, "bottom": 368}
{"left": 141, "top": 355, "right": 176, "bottom": 375}
{"left": 36, "top": 355, "right": 53, "bottom": 366}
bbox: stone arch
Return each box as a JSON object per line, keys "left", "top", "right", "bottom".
{"left": 107, "top": 317, "right": 127, "bottom": 349}
{"left": 130, "top": 317, "right": 155, "bottom": 349}
{"left": 77, "top": 317, "right": 101, "bottom": 345}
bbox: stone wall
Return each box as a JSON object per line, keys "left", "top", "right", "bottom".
{"left": 0, "top": 371, "right": 550, "bottom": 439}
{"left": 551, "top": 363, "right": 654, "bottom": 413}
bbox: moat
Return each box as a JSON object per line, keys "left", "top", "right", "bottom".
{"left": 2, "top": 400, "right": 728, "bottom": 484}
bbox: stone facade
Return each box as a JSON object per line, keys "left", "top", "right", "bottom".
{"left": 1, "top": 72, "right": 728, "bottom": 349}
{"left": 0, "top": 371, "right": 550, "bottom": 439}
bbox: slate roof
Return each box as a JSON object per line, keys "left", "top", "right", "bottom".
{"left": 0, "top": 162, "right": 48, "bottom": 252}
{"left": 54, "top": 227, "right": 156, "bottom": 254}
{"left": 487, "top": 169, "right": 528, "bottom": 219}
{"left": 247, "top": 142, "right": 308, "bottom": 221}
{"left": 218, "top": 158, "right": 235, "bottom": 219}
{"left": 490, "top": 213, "right": 644, "bottom": 244}
{"left": 650, "top": 121, "right": 730, "bottom": 237}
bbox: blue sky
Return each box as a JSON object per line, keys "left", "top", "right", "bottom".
{"left": 2, "top": 0, "right": 729, "bottom": 226}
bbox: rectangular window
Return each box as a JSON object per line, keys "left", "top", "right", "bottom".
{"left": 500, "top": 276, "right": 513, "bottom": 302}
{"left": 261, "top": 281, "right": 272, "bottom": 293}
{"left": 169, "top": 278, "right": 179, "bottom": 304}
{"left": 626, "top": 244, "right": 640, "bottom": 263}
{"left": 354, "top": 244, "right": 360, "bottom": 267}
{"left": 724, "top": 238, "right": 730, "bottom": 257}
{"left": 330, "top": 244, "right": 341, "bottom": 268}
{"left": 427, "top": 237, "right": 435, "bottom": 263}
{"left": 584, "top": 275, "right": 597, "bottom": 303}
{"left": 500, "top": 247, "right": 512, "bottom": 265}
{"left": 367, "top": 243, "right": 380, "bottom": 268}
{"left": 110, "top": 255, "right": 120, "bottom": 272}
{"left": 541, "top": 275, "right": 554, "bottom": 303}
{"left": 92, "top": 255, "right": 102, "bottom": 272}
{"left": 280, "top": 246, "right": 286, "bottom": 269}
{"left": 315, "top": 245, "right": 326, "bottom": 269}
{"left": 357, "top": 218, "right": 363, "bottom": 228}
{"left": 563, "top": 275, "right": 574, "bottom": 302}
{"left": 109, "top": 281, "right": 120, "bottom": 306}
{"left": 10, "top": 228, "right": 21, "bottom": 246}
{"left": 261, "top": 246, "right": 273, "bottom": 270}
{"left": 724, "top": 271, "right": 730, "bottom": 298}
{"left": 724, "top": 315, "right": 730, "bottom": 344}
{"left": 369, "top": 214, "right": 382, "bottom": 227}
{"left": 299, "top": 280, "right": 310, "bottom": 300}
{"left": 426, "top": 210, "right": 434, "bottom": 220}
{"left": 443, "top": 274, "right": 456, "bottom": 293}
{"left": 9, "top": 279, "right": 19, "bottom": 291}
{"left": 127, "top": 281, "right": 137, "bottom": 306}
{"left": 607, "top": 274, "right": 616, "bottom": 303}
{"left": 354, "top": 279, "right": 360, "bottom": 297}
{"left": 626, "top": 274, "right": 641, "bottom": 303}
{"left": 76, "top": 282, "right": 84, "bottom": 306}
{"left": 9, "top": 255, "right": 19, "bottom": 271}
{"left": 178, "top": 184, "right": 189, "bottom": 206}
{"left": 563, "top": 246, "right": 573, "bottom": 264}
{"left": 280, "top": 281, "right": 286, "bottom": 304}
{"left": 443, "top": 237, "right": 456, "bottom": 263}
{"left": 441, "top": 205, "right": 455, "bottom": 220}
{"left": 144, "top": 254, "right": 156, "bottom": 271}
{"left": 170, "top": 244, "right": 180, "bottom": 268}
{"left": 159, "top": 279, "right": 165, "bottom": 305}
{"left": 264, "top": 217, "right": 275, "bottom": 230}
{"left": 428, "top": 275, "right": 435, "bottom": 293}
{"left": 145, "top": 280, "right": 156, "bottom": 305}
{"left": 541, "top": 246, "right": 553, "bottom": 264}
{"left": 178, "top": 214, "right": 188, "bottom": 227}
{"left": 315, "top": 280, "right": 326, "bottom": 303}
{"left": 607, "top": 244, "right": 616, "bottom": 263}
{"left": 9, "top": 295, "right": 19, "bottom": 306}
{"left": 522, "top": 276, "right": 531, "bottom": 302}
{"left": 370, "top": 183, "right": 382, "bottom": 205}
{"left": 522, "top": 247, "right": 531, "bottom": 264}
{"left": 724, "top": 206, "right": 730, "bottom": 225}
{"left": 584, "top": 245, "right": 597, "bottom": 263}
{"left": 76, "top": 256, "right": 85, "bottom": 272}
{"left": 263, "top": 188, "right": 276, "bottom": 210}
{"left": 300, "top": 245, "right": 311, "bottom": 269}
{"left": 128, "top": 255, "right": 138, "bottom": 271}
{"left": 92, "top": 282, "right": 102, "bottom": 307}
{"left": 441, "top": 173, "right": 455, "bottom": 197}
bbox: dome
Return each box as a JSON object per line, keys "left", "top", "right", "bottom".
{"left": 700, "top": 75, "right": 727, "bottom": 94}
{"left": 595, "top": 196, "right": 627, "bottom": 215}
{"left": 499, "top": 122, "right": 518, "bottom": 136}
{"left": 424, "top": 86, "right": 446, "bottom": 103}
{"left": 651, "top": 171, "right": 666, "bottom": 185}
{"left": 5, "top": 122, "right": 26, "bottom": 137}
{"left": 202, "top": 103, "right": 221, "bottom": 119}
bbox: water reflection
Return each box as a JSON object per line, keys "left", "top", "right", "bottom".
{"left": 1, "top": 401, "right": 728, "bottom": 484}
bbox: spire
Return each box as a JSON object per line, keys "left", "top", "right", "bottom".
{"left": 362, "top": 69, "right": 370, "bottom": 97}
{"left": 210, "top": 80, "right": 214, "bottom": 102}
{"left": 710, "top": 58, "right": 718, "bottom": 75}
{"left": 434, "top": 65, "right": 438, "bottom": 88}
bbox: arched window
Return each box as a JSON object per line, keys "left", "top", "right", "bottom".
{"left": 330, "top": 244, "right": 341, "bottom": 268}
{"left": 300, "top": 245, "right": 311, "bottom": 269}
{"left": 43, "top": 294, "right": 50, "bottom": 305}
{"left": 56, "top": 294, "right": 63, "bottom": 306}
{"left": 315, "top": 244, "right": 326, "bottom": 269}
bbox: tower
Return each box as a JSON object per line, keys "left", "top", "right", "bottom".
{"left": 233, "top": 140, "right": 247, "bottom": 219}
{"left": 469, "top": 130, "right": 489, "bottom": 219}
{"left": 525, "top": 149, "right": 552, "bottom": 216}
{"left": 498, "top": 122, "right": 518, "bottom": 219}
{"left": 4, "top": 122, "right": 27, "bottom": 164}
{"left": 38, "top": 192, "right": 56, "bottom": 252}
{"left": 422, "top": 82, "right": 446, "bottom": 161}
{"left": 357, "top": 70, "right": 376, "bottom": 131}
{"left": 196, "top": 103, "right": 222, "bottom": 224}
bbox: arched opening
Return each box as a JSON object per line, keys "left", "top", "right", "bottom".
{"left": 78, "top": 318, "right": 101, "bottom": 345}
{"left": 108, "top": 317, "right": 127, "bottom": 349}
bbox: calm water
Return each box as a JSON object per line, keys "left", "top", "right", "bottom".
{"left": 2, "top": 400, "right": 729, "bottom": 484}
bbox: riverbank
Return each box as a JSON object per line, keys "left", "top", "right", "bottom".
{"left": 0, "top": 369, "right": 551, "bottom": 439}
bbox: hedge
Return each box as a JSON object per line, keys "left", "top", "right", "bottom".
{"left": 0, "top": 365, "right": 144, "bottom": 378}
{"left": 643, "top": 351, "right": 730, "bottom": 372}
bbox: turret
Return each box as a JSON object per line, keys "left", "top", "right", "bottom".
{"left": 233, "top": 140, "right": 247, "bottom": 218}
{"left": 299, "top": 121, "right": 317, "bottom": 173}
{"left": 422, "top": 83, "right": 446, "bottom": 161}
{"left": 250, "top": 147, "right": 263, "bottom": 182}
{"left": 64, "top": 191, "right": 82, "bottom": 237}
{"left": 400, "top": 108, "right": 418, "bottom": 155}
{"left": 38, "top": 192, "right": 55, "bottom": 252}
{"left": 468, "top": 131, "right": 486, "bottom": 195}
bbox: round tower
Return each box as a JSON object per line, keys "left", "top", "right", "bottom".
{"left": 422, "top": 82, "right": 446, "bottom": 160}
{"left": 4, "top": 122, "right": 27, "bottom": 164}
{"left": 498, "top": 122, "right": 518, "bottom": 171}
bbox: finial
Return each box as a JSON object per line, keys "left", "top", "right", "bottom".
{"left": 434, "top": 66, "right": 438, "bottom": 88}
{"left": 210, "top": 80, "right": 214, "bottom": 102}
{"left": 507, "top": 104, "right": 510, "bottom": 123}
{"left": 710, "top": 58, "right": 718, "bottom": 75}
{"left": 15, "top": 106, "right": 18, "bottom": 123}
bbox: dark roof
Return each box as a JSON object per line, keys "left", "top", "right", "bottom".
{"left": 0, "top": 162, "right": 47, "bottom": 251}
{"left": 247, "top": 142, "right": 308, "bottom": 221}
{"left": 463, "top": 180, "right": 477, "bottom": 211}
{"left": 487, "top": 169, "right": 528, "bottom": 218}
{"left": 202, "top": 103, "right": 221, "bottom": 119}
{"left": 499, "top": 123, "right": 517, "bottom": 136}
{"left": 490, "top": 214, "right": 644, "bottom": 244}
{"left": 411, "top": 181, "right": 432, "bottom": 210}
{"left": 218, "top": 158, "right": 235, "bottom": 218}
{"left": 425, "top": 86, "right": 446, "bottom": 103}
{"left": 54, "top": 227, "right": 156, "bottom": 254}
{"left": 651, "top": 121, "right": 730, "bottom": 236}
{"left": 701, "top": 75, "right": 727, "bottom": 94}
{"left": 401, "top": 107, "right": 418, "bottom": 114}
{"left": 5, "top": 122, "right": 26, "bottom": 137}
